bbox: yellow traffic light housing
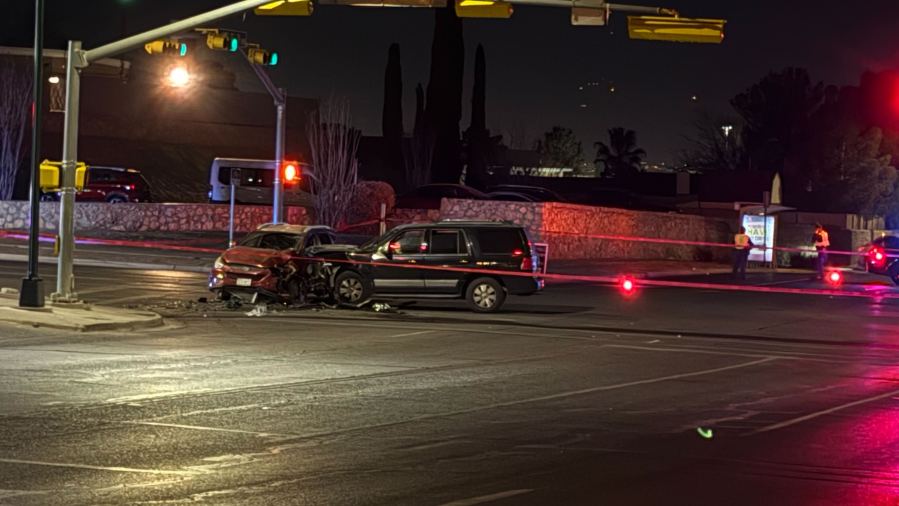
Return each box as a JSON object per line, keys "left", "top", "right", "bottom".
{"left": 455, "top": 0, "right": 512, "bottom": 18}
{"left": 205, "top": 31, "right": 241, "bottom": 52}
{"left": 627, "top": 16, "right": 726, "bottom": 44}
{"left": 571, "top": 6, "right": 609, "bottom": 26}
{"left": 247, "top": 46, "right": 280, "bottom": 66}
{"left": 254, "top": 0, "right": 314, "bottom": 16}
{"left": 39, "top": 160, "right": 86, "bottom": 192}
{"left": 144, "top": 38, "right": 188, "bottom": 56}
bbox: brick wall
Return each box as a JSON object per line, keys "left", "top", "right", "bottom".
{"left": 0, "top": 201, "right": 310, "bottom": 233}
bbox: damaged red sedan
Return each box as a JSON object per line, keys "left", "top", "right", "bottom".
{"left": 209, "top": 224, "right": 337, "bottom": 303}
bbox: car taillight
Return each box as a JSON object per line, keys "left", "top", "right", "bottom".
{"left": 870, "top": 248, "right": 886, "bottom": 266}
{"left": 512, "top": 249, "right": 524, "bottom": 256}
{"left": 520, "top": 255, "right": 532, "bottom": 271}
{"left": 124, "top": 184, "right": 135, "bottom": 191}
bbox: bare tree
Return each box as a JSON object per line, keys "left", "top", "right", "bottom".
{"left": 0, "top": 61, "right": 32, "bottom": 200}
{"left": 307, "top": 98, "right": 360, "bottom": 228}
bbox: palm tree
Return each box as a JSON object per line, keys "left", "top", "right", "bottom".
{"left": 594, "top": 127, "right": 646, "bottom": 179}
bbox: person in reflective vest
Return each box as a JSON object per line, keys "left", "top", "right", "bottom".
{"left": 813, "top": 223, "right": 830, "bottom": 279}
{"left": 733, "top": 226, "right": 753, "bottom": 280}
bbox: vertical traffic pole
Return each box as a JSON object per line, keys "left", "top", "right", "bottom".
{"left": 19, "top": 0, "right": 46, "bottom": 308}
{"left": 228, "top": 181, "right": 236, "bottom": 247}
{"left": 52, "top": 40, "right": 81, "bottom": 303}
{"left": 272, "top": 90, "right": 286, "bottom": 223}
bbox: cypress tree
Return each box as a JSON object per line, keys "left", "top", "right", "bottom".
{"left": 381, "top": 43, "right": 405, "bottom": 188}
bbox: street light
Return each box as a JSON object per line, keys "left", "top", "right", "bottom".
{"left": 721, "top": 124, "right": 733, "bottom": 152}
{"left": 166, "top": 65, "right": 191, "bottom": 87}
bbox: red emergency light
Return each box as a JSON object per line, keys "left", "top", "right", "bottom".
{"left": 825, "top": 270, "right": 843, "bottom": 286}
{"left": 619, "top": 276, "right": 637, "bottom": 296}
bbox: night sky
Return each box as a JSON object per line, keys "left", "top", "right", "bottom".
{"left": 4, "top": 0, "right": 899, "bottom": 162}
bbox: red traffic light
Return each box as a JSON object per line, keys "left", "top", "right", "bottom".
{"left": 282, "top": 162, "right": 299, "bottom": 184}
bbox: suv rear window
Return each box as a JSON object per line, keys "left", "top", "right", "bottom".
{"left": 473, "top": 227, "right": 526, "bottom": 254}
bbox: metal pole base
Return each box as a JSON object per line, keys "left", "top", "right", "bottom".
{"left": 18, "top": 277, "right": 45, "bottom": 308}
{"left": 49, "top": 292, "right": 80, "bottom": 304}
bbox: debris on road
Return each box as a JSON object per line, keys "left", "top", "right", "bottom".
{"left": 245, "top": 304, "right": 269, "bottom": 317}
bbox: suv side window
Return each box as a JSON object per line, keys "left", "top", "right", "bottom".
{"left": 428, "top": 229, "right": 468, "bottom": 255}
{"left": 320, "top": 233, "right": 335, "bottom": 245}
{"left": 89, "top": 170, "right": 114, "bottom": 183}
{"left": 389, "top": 229, "right": 426, "bottom": 255}
{"left": 884, "top": 236, "right": 899, "bottom": 250}
{"left": 473, "top": 227, "right": 525, "bottom": 254}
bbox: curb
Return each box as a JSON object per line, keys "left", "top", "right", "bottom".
{"left": 0, "top": 253, "right": 210, "bottom": 274}
{"left": 0, "top": 303, "right": 165, "bottom": 332}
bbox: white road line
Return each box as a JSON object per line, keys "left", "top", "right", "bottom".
{"left": 269, "top": 357, "right": 777, "bottom": 445}
{"left": 604, "top": 344, "right": 782, "bottom": 359}
{"left": 0, "top": 458, "right": 201, "bottom": 476}
{"left": 751, "top": 387, "right": 899, "bottom": 434}
{"left": 390, "top": 330, "right": 435, "bottom": 338}
{"left": 120, "top": 421, "right": 293, "bottom": 438}
{"left": 437, "top": 489, "right": 534, "bottom": 506}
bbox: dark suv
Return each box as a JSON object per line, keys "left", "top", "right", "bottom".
{"left": 311, "top": 221, "right": 544, "bottom": 312}
{"left": 42, "top": 166, "right": 152, "bottom": 203}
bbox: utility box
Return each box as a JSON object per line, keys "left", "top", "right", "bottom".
{"left": 39, "top": 160, "right": 86, "bottom": 192}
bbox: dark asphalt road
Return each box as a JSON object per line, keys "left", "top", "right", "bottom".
{"left": 2, "top": 261, "right": 899, "bottom": 505}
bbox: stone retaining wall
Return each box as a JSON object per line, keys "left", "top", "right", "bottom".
{"left": 437, "top": 199, "right": 731, "bottom": 261}
{"left": 0, "top": 201, "right": 310, "bottom": 233}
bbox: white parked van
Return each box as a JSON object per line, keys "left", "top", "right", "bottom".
{"left": 208, "top": 158, "right": 313, "bottom": 206}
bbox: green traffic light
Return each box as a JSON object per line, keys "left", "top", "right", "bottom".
{"left": 229, "top": 38, "right": 239, "bottom": 52}
{"left": 179, "top": 43, "right": 188, "bottom": 57}
{"left": 269, "top": 52, "right": 279, "bottom": 66}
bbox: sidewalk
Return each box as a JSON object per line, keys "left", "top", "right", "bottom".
{"left": 0, "top": 292, "right": 163, "bottom": 331}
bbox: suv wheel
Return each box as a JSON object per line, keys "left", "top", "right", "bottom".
{"left": 466, "top": 277, "right": 506, "bottom": 313}
{"left": 334, "top": 271, "right": 372, "bottom": 307}
{"left": 107, "top": 195, "right": 128, "bottom": 203}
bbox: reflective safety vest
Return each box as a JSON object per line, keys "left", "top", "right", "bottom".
{"left": 734, "top": 233, "right": 751, "bottom": 250}
{"left": 815, "top": 230, "right": 830, "bottom": 249}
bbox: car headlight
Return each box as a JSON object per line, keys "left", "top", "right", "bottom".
{"left": 214, "top": 256, "right": 225, "bottom": 269}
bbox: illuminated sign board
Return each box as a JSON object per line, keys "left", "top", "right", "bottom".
{"left": 741, "top": 214, "right": 775, "bottom": 263}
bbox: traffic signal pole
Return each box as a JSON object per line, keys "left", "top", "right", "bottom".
{"left": 243, "top": 53, "right": 287, "bottom": 223}
{"left": 51, "top": 40, "right": 82, "bottom": 302}
{"left": 274, "top": 98, "right": 286, "bottom": 223}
